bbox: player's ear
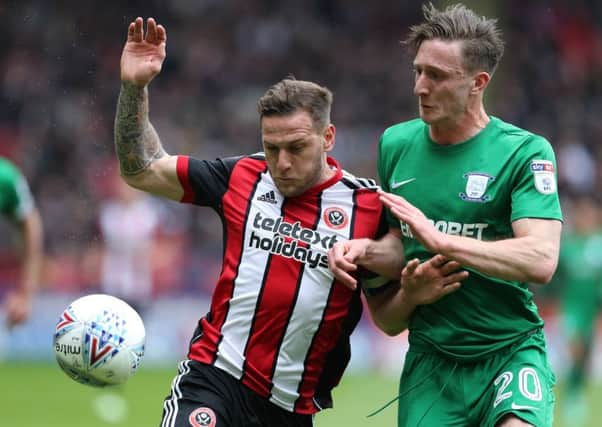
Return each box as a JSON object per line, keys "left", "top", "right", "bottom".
{"left": 323, "top": 124, "right": 335, "bottom": 152}
{"left": 471, "top": 71, "right": 490, "bottom": 94}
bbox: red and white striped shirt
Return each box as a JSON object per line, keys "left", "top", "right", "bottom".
{"left": 176, "top": 154, "right": 386, "bottom": 414}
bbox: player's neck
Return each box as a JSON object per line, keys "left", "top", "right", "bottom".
{"left": 318, "top": 164, "right": 336, "bottom": 185}
{"left": 430, "top": 108, "right": 489, "bottom": 145}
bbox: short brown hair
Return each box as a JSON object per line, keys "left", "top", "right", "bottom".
{"left": 404, "top": 3, "right": 504, "bottom": 75}
{"left": 257, "top": 78, "right": 333, "bottom": 131}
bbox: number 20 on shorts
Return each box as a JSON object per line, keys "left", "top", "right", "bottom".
{"left": 493, "top": 368, "right": 543, "bottom": 408}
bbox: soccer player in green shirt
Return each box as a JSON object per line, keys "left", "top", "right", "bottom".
{"left": 555, "top": 196, "right": 602, "bottom": 425}
{"left": 0, "top": 157, "right": 43, "bottom": 328}
{"left": 329, "top": 4, "right": 562, "bottom": 426}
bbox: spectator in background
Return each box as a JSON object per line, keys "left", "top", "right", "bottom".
{"left": 555, "top": 196, "right": 602, "bottom": 425}
{"left": 0, "top": 156, "right": 43, "bottom": 328}
{"left": 98, "top": 173, "right": 161, "bottom": 316}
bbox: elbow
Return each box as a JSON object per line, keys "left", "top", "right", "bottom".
{"left": 527, "top": 231, "right": 561, "bottom": 285}
{"left": 119, "top": 170, "right": 149, "bottom": 192}
{"left": 121, "top": 178, "right": 145, "bottom": 193}
{"left": 382, "top": 327, "right": 405, "bottom": 337}
{"left": 528, "top": 259, "right": 558, "bottom": 285}
{"left": 374, "top": 319, "right": 407, "bottom": 337}
{"left": 530, "top": 273, "right": 554, "bottom": 286}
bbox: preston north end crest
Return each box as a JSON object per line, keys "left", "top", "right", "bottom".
{"left": 460, "top": 172, "right": 494, "bottom": 203}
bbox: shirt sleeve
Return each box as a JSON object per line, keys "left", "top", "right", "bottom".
{"left": 377, "top": 134, "right": 401, "bottom": 229}
{"left": 0, "top": 162, "right": 34, "bottom": 221}
{"left": 510, "top": 136, "right": 563, "bottom": 222}
{"left": 176, "top": 155, "right": 243, "bottom": 208}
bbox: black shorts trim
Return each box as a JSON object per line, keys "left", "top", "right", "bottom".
{"left": 160, "top": 360, "right": 313, "bottom": 427}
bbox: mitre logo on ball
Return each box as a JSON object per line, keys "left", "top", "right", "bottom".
{"left": 53, "top": 294, "right": 146, "bottom": 387}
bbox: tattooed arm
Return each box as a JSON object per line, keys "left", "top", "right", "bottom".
{"left": 114, "top": 17, "right": 182, "bottom": 200}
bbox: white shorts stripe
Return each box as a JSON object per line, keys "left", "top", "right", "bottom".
{"left": 161, "top": 360, "right": 191, "bottom": 427}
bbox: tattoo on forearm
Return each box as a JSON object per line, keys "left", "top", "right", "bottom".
{"left": 114, "top": 82, "right": 166, "bottom": 175}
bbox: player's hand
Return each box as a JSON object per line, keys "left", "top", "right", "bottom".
{"left": 379, "top": 190, "right": 445, "bottom": 253}
{"left": 328, "top": 239, "right": 371, "bottom": 290}
{"left": 401, "top": 255, "right": 467, "bottom": 306}
{"left": 4, "top": 289, "right": 32, "bottom": 328}
{"left": 120, "top": 17, "right": 167, "bottom": 87}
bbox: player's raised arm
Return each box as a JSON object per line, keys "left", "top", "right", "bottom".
{"left": 114, "top": 17, "right": 182, "bottom": 200}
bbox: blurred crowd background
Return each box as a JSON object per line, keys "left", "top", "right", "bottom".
{"left": 1, "top": 0, "right": 602, "bottom": 365}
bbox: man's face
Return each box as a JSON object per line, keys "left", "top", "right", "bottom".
{"left": 261, "top": 110, "right": 334, "bottom": 197}
{"left": 413, "top": 39, "right": 476, "bottom": 127}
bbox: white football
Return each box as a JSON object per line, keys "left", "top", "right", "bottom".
{"left": 53, "top": 294, "right": 146, "bottom": 387}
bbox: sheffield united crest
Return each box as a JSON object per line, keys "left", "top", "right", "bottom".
{"left": 189, "top": 407, "right": 217, "bottom": 427}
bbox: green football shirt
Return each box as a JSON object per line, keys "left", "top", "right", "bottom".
{"left": 378, "top": 116, "right": 563, "bottom": 360}
{"left": 0, "top": 157, "right": 35, "bottom": 222}
{"left": 556, "top": 230, "right": 602, "bottom": 337}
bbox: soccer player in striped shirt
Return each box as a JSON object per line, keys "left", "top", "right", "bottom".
{"left": 114, "top": 17, "right": 462, "bottom": 427}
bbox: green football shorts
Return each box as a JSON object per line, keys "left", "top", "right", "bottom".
{"left": 396, "top": 329, "right": 555, "bottom": 426}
